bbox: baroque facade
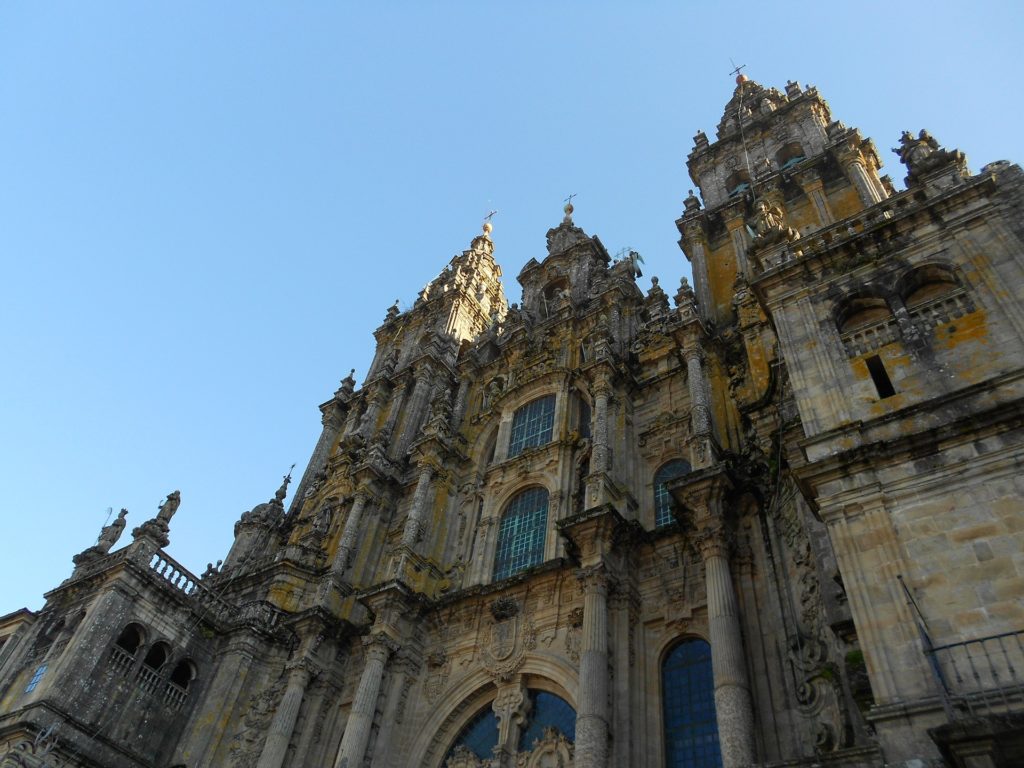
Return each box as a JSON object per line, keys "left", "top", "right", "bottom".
{"left": 2, "top": 76, "right": 1023, "bottom": 768}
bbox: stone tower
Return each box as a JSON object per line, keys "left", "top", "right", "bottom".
{"left": 1, "top": 76, "right": 1022, "bottom": 768}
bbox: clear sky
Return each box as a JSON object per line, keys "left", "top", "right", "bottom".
{"left": 2, "top": 2, "right": 1022, "bottom": 614}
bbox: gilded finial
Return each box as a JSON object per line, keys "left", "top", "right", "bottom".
{"left": 563, "top": 193, "right": 576, "bottom": 220}
{"left": 483, "top": 209, "right": 497, "bottom": 236}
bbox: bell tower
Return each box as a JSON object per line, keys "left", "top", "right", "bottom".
{"left": 677, "top": 75, "right": 889, "bottom": 326}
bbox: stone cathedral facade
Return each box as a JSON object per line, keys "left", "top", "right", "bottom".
{"left": 1, "top": 76, "right": 1023, "bottom": 768}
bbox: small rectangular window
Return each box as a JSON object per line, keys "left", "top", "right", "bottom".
{"left": 865, "top": 355, "right": 896, "bottom": 399}
{"left": 25, "top": 664, "right": 47, "bottom": 693}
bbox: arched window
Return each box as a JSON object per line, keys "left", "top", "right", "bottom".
{"left": 654, "top": 460, "right": 691, "bottom": 528}
{"left": 899, "top": 264, "right": 959, "bottom": 308}
{"left": 517, "top": 691, "right": 576, "bottom": 751}
{"left": 776, "top": 142, "right": 806, "bottom": 171}
{"left": 837, "top": 295, "right": 892, "bottom": 333}
{"left": 142, "top": 642, "right": 171, "bottom": 671}
{"left": 169, "top": 659, "right": 197, "bottom": 690}
{"left": 508, "top": 395, "right": 556, "bottom": 457}
{"left": 115, "top": 623, "right": 145, "bottom": 655}
{"left": 445, "top": 690, "right": 575, "bottom": 765}
{"left": 493, "top": 488, "right": 549, "bottom": 581}
{"left": 663, "top": 639, "right": 722, "bottom": 768}
{"left": 725, "top": 170, "right": 751, "bottom": 198}
{"left": 446, "top": 705, "right": 500, "bottom": 762}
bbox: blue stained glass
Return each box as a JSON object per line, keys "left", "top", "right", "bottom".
{"left": 446, "top": 706, "right": 499, "bottom": 761}
{"left": 654, "top": 459, "right": 691, "bottom": 527}
{"left": 24, "top": 664, "right": 47, "bottom": 693}
{"left": 493, "top": 487, "right": 548, "bottom": 581}
{"left": 508, "top": 396, "right": 555, "bottom": 457}
{"left": 517, "top": 691, "right": 576, "bottom": 751}
{"left": 663, "top": 639, "right": 722, "bottom": 768}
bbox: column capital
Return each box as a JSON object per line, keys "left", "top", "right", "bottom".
{"left": 351, "top": 486, "right": 373, "bottom": 505}
{"left": 695, "top": 521, "right": 732, "bottom": 561}
{"left": 682, "top": 346, "right": 705, "bottom": 365}
{"left": 576, "top": 564, "right": 613, "bottom": 595}
{"left": 413, "top": 362, "right": 434, "bottom": 384}
{"left": 284, "top": 656, "right": 321, "bottom": 685}
{"left": 682, "top": 218, "right": 707, "bottom": 244}
{"left": 362, "top": 633, "right": 400, "bottom": 662}
{"left": 669, "top": 467, "right": 733, "bottom": 525}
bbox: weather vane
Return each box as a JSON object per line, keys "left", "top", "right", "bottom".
{"left": 485, "top": 210, "right": 498, "bottom": 223}
{"left": 729, "top": 59, "right": 747, "bottom": 79}
{"left": 564, "top": 193, "right": 577, "bottom": 205}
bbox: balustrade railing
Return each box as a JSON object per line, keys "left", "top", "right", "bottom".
{"left": 163, "top": 681, "right": 188, "bottom": 711}
{"left": 108, "top": 645, "right": 135, "bottom": 676}
{"left": 907, "top": 290, "right": 975, "bottom": 332}
{"left": 927, "top": 629, "right": 1024, "bottom": 717}
{"left": 136, "top": 664, "right": 163, "bottom": 695}
{"left": 146, "top": 551, "right": 237, "bottom": 623}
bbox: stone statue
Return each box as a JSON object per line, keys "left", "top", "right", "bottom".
{"left": 96, "top": 509, "right": 128, "bottom": 554}
{"left": 894, "top": 129, "right": 938, "bottom": 169}
{"left": 893, "top": 129, "right": 968, "bottom": 186}
{"left": 156, "top": 491, "right": 180, "bottom": 525}
{"left": 750, "top": 199, "right": 800, "bottom": 247}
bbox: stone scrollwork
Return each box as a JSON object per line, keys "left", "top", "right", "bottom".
{"left": 515, "top": 726, "right": 574, "bottom": 767}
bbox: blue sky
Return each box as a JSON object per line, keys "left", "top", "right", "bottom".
{"left": 2, "top": 3, "right": 1022, "bottom": 613}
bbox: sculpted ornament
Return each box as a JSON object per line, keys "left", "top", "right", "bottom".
{"left": 892, "top": 128, "right": 969, "bottom": 186}
{"left": 516, "top": 726, "right": 574, "bottom": 767}
{"left": 228, "top": 678, "right": 286, "bottom": 767}
{"left": 749, "top": 200, "right": 800, "bottom": 249}
{"left": 481, "top": 604, "right": 536, "bottom": 682}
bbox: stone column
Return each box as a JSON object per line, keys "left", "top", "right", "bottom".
{"left": 396, "top": 365, "right": 434, "bottom": 452}
{"left": 358, "top": 386, "right": 389, "bottom": 441}
{"left": 380, "top": 375, "right": 410, "bottom": 447}
{"left": 684, "top": 349, "right": 711, "bottom": 437}
{"left": 797, "top": 168, "right": 835, "bottom": 226}
{"left": 340, "top": 397, "right": 363, "bottom": 439}
{"left": 681, "top": 225, "right": 712, "bottom": 325}
{"left": 590, "top": 375, "right": 612, "bottom": 474}
{"left": 845, "top": 158, "right": 883, "bottom": 206}
{"left": 400, "top": 465, "right": 434, "bottom": 549}
{"left": 451, "top": 377, "right": 470, "bottom": 430}
{"left": 256, "top": 659, "right": 317, "bottom": 768}
{"left": 333, "top": 636, "right": 395, "bottom": 768}
{"left": 330, "top": 490, "right": 370, "bottom": 579}
{"left": 698, "top": 526, "right": 755, "bottom": 768}
{"left": 725, "top": 212, "right": 751, "bottom": 279}
{"left": 575, "top": 566, "right": 610, "bottom": 768}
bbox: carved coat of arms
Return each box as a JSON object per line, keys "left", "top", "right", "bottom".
{"left": 481, "top": 598, "right": 536, "bottom": 681}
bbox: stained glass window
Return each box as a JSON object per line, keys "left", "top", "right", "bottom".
{"left": 493, "top": 487, "right": 548, "bottom": 581}
{"left": 517, "top": 691, "right": 576, "bottom": 751}
{"left": 654, "top": 459, "right": 691, "bottom": 527}
{"left": 446, "top": 705, "right": 499, "bottom": 761}
{"left": 508, "top": 395, "right": 556, "bottom": 457}
{"left": 663, "top": 639, "right": 722, "bottom": 768}
{"left": 446, "top": 690, "right": 576, "bottom": 764}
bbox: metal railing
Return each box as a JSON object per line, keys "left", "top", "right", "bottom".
{"left": 926, "top": 629, "right": 1024, "bottom": 717}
